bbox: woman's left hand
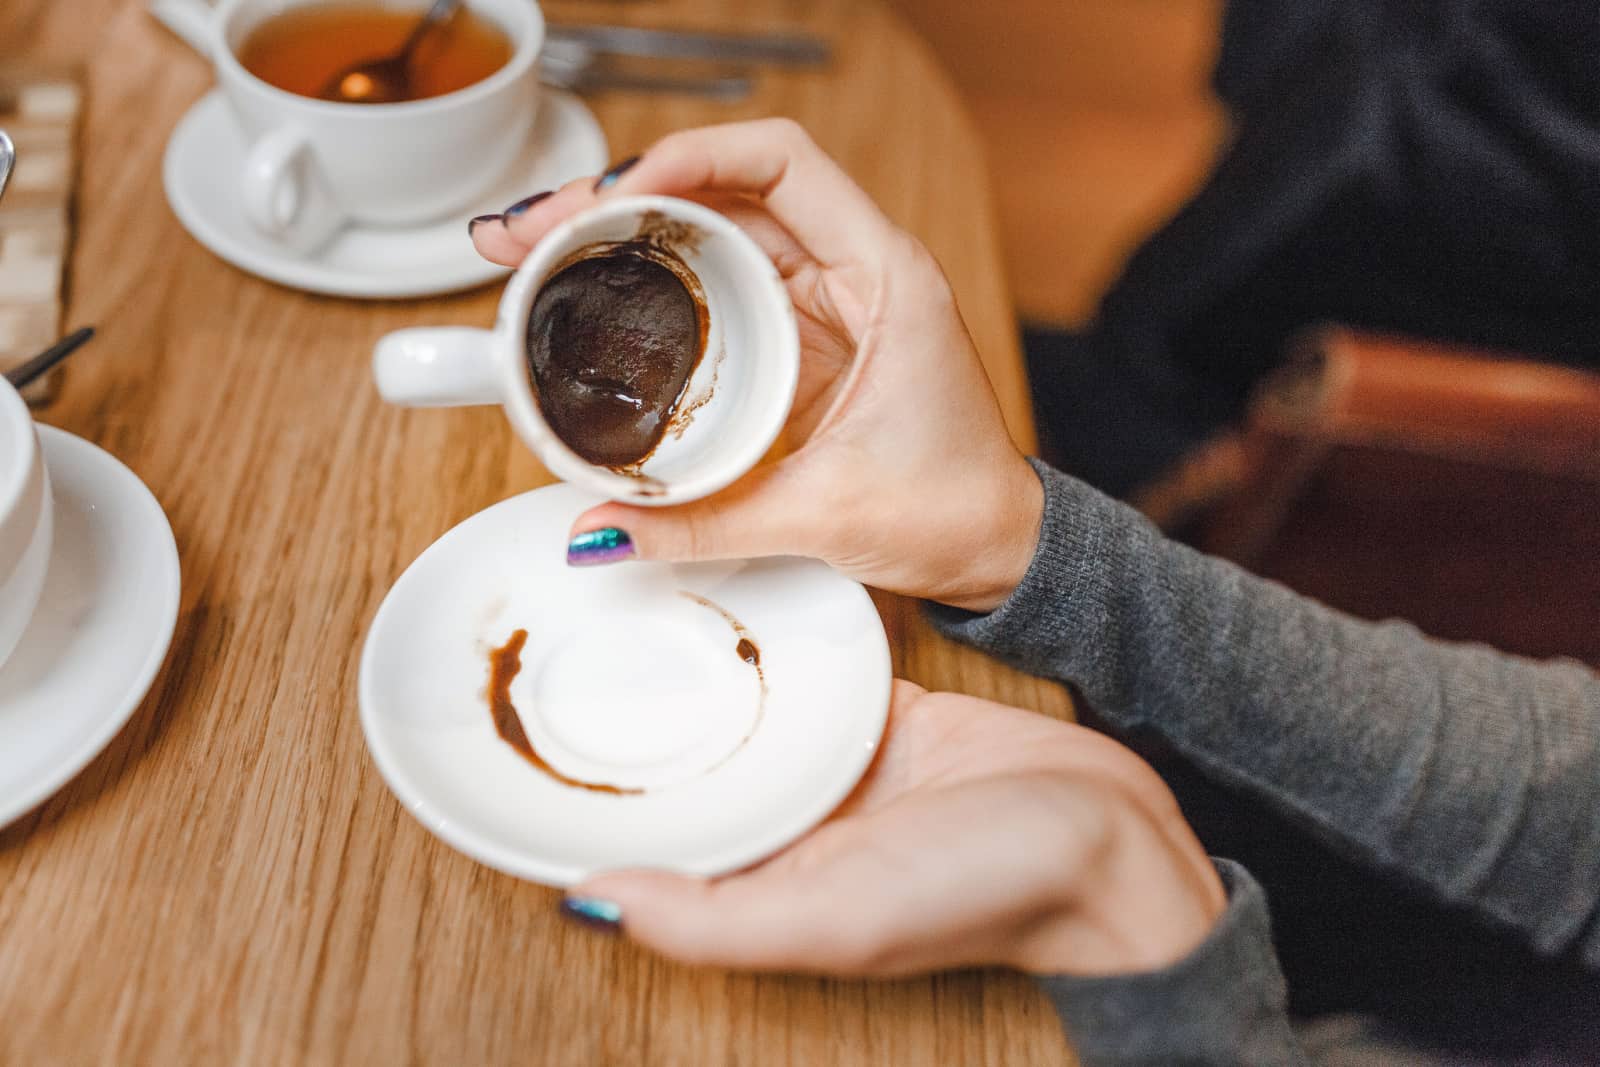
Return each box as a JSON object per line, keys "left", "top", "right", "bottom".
{"left": 562, "top": 683, "right": 1227, "bottom": 978}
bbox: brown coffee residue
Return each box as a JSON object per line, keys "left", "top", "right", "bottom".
{"left": 525, "top": 213, "right": 713, "bottom": 475}
{"left": 679, "top": 594, "right": 765, "bottom": 689}
{"left": 486, "top": 596, "right": 764, "bottom": 794}
{"left": 635, "top": 210, "right": 705, "bottom": 257}
{"left": 486, "top": 629, "right": 643, "bottom": 796}
{"left": 680, "top": 593, "right": 767, "bottom": 778}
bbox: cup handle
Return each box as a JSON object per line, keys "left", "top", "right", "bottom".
{"left": 149, "top": 0, "right": 214, "bottom": 57}
{"left": 240, "top": 127, "right": 345, "bottom": 250}
{"left": 373, "top": 327, "right": 502, "bottom": 407}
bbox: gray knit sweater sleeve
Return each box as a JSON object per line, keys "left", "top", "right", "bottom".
{"left": 1043, "top": 859, "right": 1306, "bottom": 1066}
{"left": 929, "top": 460, "right": 1600, "bottom": 1060}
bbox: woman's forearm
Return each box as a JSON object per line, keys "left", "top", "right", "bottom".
{"left": 932, "top": 460, "right": 1600, "bottom": 967}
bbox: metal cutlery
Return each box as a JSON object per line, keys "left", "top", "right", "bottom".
{"left": 539, "top": 24, "right": 830, "bottom": 101}
{"left": 320, "top": 0, "right": 464, "bottom": 103}
{"left": 0, "top": 131, "right": 13, "bottom": 202}
{"left": 540, "top": 38, "right": 755, "bottom": 101}
{"left": 545, "top": 25, "right": 830, "bottom": 67}
{"left": 4, "top": 327, "right": 95, "bottom": 391}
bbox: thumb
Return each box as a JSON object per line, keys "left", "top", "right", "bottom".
{"left": 565, "top": 463, "right": 821, "bottom": 566}
{"left": 561, "top": 864, "right": 878, "bottom": 974}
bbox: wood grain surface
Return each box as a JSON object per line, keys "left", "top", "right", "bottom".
{"left": 0, "top": 65, "right": 82, "bottom": 403}
{"left": 0, "top": 1, "right": 1076, "bottom": 1063}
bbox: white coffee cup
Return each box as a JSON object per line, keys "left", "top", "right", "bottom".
{"left": 0, "top": 378, "right": 53, "bottom": 673}
{"left": 373, "top": 195, "right": 800, "bottom": 506}
{"left": 151, "top": 0, "right": 543, "bottom": 251}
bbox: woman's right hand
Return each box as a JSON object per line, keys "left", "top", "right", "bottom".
{"left": 561, "top": 682, "right": 1228, "bottom": 979}
{"left": 472, "top": 119, "right": 1043, "bottom": 613}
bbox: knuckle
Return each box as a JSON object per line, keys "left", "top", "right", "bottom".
{"left": 660, "top": 931, "right": 718, "bottom": 968}
{"left": 901, "top": 234, "right": 955, "bottom": 296}
{"left": 762, "top": 116, "right": 813, "bottom": 152}
{"left": 889, "top": 678, "right": 928, "bottom": 705}
{"left": 651, "top": 127, "right": 696, "bottom": 161}
{"left": 678, "top": 507, "right": 715, "bottom": 561}
{"left": 804, "top": 903, "right": 900, "bottom": 974}
{"left": 821, "top": 924, "right": 893, "bottom": 975}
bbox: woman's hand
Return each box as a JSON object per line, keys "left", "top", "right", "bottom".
{"left": 472, "top": 119, "right": 1042, "bottom": 612}
{"left": 558, "top": 683, "right": 1227, "bottom": 978}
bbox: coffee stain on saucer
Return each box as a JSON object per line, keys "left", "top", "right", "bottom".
{"left": 679, "top": 593, "right": 767, "bottom": 777}
{"left": 485, "top": 595, "right": 765, "bottom": 795}
{"left": 486, "top": 629, "right": 643, "bottom": 796}
{"left": 736, "top": 637, "right": 760, "bottom": 667}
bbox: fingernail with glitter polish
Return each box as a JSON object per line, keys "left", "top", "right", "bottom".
{"left": 567, "top": 527, "right": 635, "bottom": 566}
{"left": 561, "top": 896, "right": 623, "bottom": 931}
{"left": 503, "top": 190, "right": 553, "bottom": 218}
{"left": 593, "top": 155, "right": 641, "bottom": 193}
{"left": 467, "top": 213, "right": 502, "bottom": 235}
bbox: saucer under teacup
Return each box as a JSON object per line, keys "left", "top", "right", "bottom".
{"left": 162, "top": 89, "right": 607, "bottom": 299}
{"left": 359, "top": 483, "right": 892, "bottom": 886}
{"left": 0, "top": 427, "right": 181, "bottom": 828}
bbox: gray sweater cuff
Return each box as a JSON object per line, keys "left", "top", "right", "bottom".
{"left": 1040, "top": 859, "right": 1305, "bottom": 1066}
{"left": 927, "top": 457, "right": 1144, "bottom": 670}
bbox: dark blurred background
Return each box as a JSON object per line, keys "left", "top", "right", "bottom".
{"left": 886, "top": 0, "right": 1599, "bottom": 671}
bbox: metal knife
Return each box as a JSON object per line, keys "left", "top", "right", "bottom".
{"left": 545, "top": 25, "right": 831, "bottom": 67}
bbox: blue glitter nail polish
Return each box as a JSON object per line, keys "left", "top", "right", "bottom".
{"left": 593, "top": 155, "right": 641, "bottom": 193}
{"left": 561, "top": 896, "right": 623, "bottom": 930}
{"left": 567, "top": 527, "right": 635, "bottom": 567}
{"left": 504, "top": 190, "right": 553, "bottom": 217}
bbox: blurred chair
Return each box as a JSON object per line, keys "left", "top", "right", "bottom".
{"left": 1136, "top": 328, "right": 1600, "bottom": 663}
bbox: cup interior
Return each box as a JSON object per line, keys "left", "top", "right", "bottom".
{"left": 499, "top": 196, "right": 800, "bottom": 506}
{"left": 217, "top": 0, "right": 540, "bottom": 111}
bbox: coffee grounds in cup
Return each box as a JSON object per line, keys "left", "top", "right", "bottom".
{"left": 524, "top": 243, "right": 706, "bottom": 469}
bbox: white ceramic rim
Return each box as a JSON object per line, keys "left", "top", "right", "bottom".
{"left": 0, "top": 380, "right": 34, "bottom": 538}
{"left": 492, "top": 195, "right": 802, "bottom": 506}
{"left": 211, "top": 0, "right": 543, "bottom": 116}
{"left": 0, "top": 427, "right": 182, "bottom": 828}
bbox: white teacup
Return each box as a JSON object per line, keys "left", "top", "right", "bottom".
{"left": 151, "top": 0, "right": 543, "bottom": 251}
{"left": 373, "top": 195, "right": 800, "bottom": 506}
{"left": 0, "top": 378, "right": 52, "bottom": 673}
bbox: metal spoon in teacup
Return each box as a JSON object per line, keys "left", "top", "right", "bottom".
{"left": 0, "top": 131, "right": 13, "bottom": 200}
{"left": 319, "top": 0, "right": 464, "bottom": 104}
{"left": 5, "top": 328, "right": 95, "bottom": 391}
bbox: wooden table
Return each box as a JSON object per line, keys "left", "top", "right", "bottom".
{"left": 0, "top": 1, "right": 1075, "bottom": 1062}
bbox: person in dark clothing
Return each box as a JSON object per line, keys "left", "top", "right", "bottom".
{"left": 464, "top": 9, "right": 1600, "bottom": 1055}
{"left": 1029, "top": 0, "right": 1600, "bottom": 498}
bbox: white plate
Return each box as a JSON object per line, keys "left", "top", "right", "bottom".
{"left": 360, "top": 483, "right": 892, "bottom": 886}
{"left": 162, "top": 89, "right": 609, "bottom": 299}
{"left": 0, "top": 427, "right": 181, "bottom": 828}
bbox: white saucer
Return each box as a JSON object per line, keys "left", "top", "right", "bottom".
{"left": 163, "top": 90, "right": 609, "bottom": 299}
{"left": 359, "top": 483, "right": 892, "bottom": 886}
{"left": 0, "top": 427, "right": 181, "bottom": 828}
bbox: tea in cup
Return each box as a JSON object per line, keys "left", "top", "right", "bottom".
{"left": 234, "top": 3, "right": 514, "bottom": 104}
{"left": 151, "top": 0, "right": 543, "bottom": 250}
